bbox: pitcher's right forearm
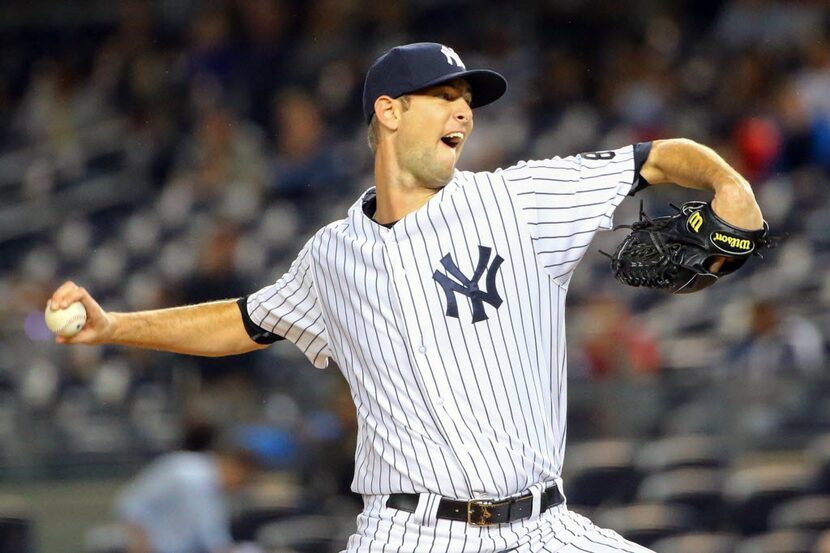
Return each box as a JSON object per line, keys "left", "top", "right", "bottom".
{"left": 109, "top": 299, "right": 267, "bottom": 356}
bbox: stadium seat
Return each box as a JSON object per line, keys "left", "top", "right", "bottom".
{"left": 650, "top": 532, "right": 740, "bottom": 553}
{"left": 768, "top": 495, "right": 830, "bottom": 531}
{"left": 121, "top": 211, "right": 161, "bottom": 260}
{"left": 256, "top": 514, "right": 353, "bottom": 553}
{"left": 724, "top": 459, "right": 818, "bottom": 535}
{"left": 231, "top": 506, "right": 304, "bottom": 543}
{"left": 592, "top": 503, "right": 696, "bottom": 548}
{"left": 565, "top": 503, "right": 594, "bottom": 521}
{"left": 808, "top": 434, "right": 830, "bottom": 493}
{"left": 83, "top": 523, "right": 127, "bottom": 553}
{"left": 0, "top": 516, "right": 32, "bottom": 553}
{"left": 732, "top": 529, "right": 817, "bottom": 553}
{"left": 563, "top": 440, "right": 639, "bottom": 507}
{"left": 637, "top": 468, "right": 725, "bottom": 530}
{"left": 661, "top": 394, "right": 727, "bottom": 437}
{"left": 636, "top": 435, "right": 727, "bottom": 474}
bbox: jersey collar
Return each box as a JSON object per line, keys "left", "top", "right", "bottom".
{"left": 348, "top": 171, "right": 463, "bottom": 242}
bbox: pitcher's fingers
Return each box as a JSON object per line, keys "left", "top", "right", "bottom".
{"left": 57, "top": 285, "right": 91, "bottom": 310}
{"left": 709, "top": 256, "right": 726, "bottom": 273}
{"left": 50, "top": 281, "right": 83, "bottom": 309}
{"left": 54, "top": 280, "right": 78, "bottom": 295}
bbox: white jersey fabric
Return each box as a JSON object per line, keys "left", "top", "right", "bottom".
{"left": 245, "top": 144, "right": 640, "bottom": 501}
{"left": 347, "top": 494, "right": 654, "bottom": 553}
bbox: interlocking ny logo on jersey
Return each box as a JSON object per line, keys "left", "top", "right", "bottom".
{"left": 440, "top": 45, "right": 465, "bottom": 69}
{"left": 433, "top": 246, "right": 503, "bottom": 323}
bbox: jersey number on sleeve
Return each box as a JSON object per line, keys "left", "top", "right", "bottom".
{"left": 581, "top": 151, "right": 616, "bottom": 160}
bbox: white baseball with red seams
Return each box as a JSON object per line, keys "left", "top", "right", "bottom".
{"left": 45, "top": 301, "right": 87, "bottom": 337}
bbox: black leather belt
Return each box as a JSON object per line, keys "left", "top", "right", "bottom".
{"left": 386, "top": 485, "right": 564, "bottom": 526}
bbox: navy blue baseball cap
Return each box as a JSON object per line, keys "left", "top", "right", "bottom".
{"left": 362, "top": 42, "right": 508, "bottom": 124}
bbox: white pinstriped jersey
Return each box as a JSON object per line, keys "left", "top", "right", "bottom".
{"left": 246, "top": 144, "right": 641, "bottom": 499}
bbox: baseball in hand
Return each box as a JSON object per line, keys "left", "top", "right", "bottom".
{"left": 45, "top": 301, "right": 87, "bottom": 337}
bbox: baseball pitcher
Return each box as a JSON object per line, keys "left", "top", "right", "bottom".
{"left": 48, "top": 43, "right": 768, "bottom": 552}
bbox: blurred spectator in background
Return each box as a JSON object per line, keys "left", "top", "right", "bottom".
{"left": 298, "top": 376, "right": 360, "bottom": 508}
{"left": 115, "top": 426, "right": 262, "bottom": 553}
{"left": 181, "top": 418, "right": 220, "bottom": 453}
{"left": 172, "top": 104, "right": 267, "bottom": 201}
{"left": 181, "top": 5, "right": 241, "bottom": 94}
{"left": 177, "top": 219, "right": 260, "bottom": 383}
{"left": 713, "top": 0, "right": 825, "bottom": 52}
{"left": 269, "top": 87, "right": 348, "bottom": 200}
{"left": 576, "top": 295, "right": 661, "bottom": 379}
{"left": 725, "top": 299, "right": 825, "bottom": 379}
{"left": 179, "top": 220, "right": 248, "bottom": 305}
{"left": 816, "top": 529, "right": 830, "bottom": 553}
{"left": 14, "top": 58, "right": 86, "bottom": 180}
{"left": 234, "top": 0, "right": 290, "bottom": 128}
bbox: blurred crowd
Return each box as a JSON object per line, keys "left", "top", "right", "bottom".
{"left": 0, "top": 0, "right": 827, "bottom": 542}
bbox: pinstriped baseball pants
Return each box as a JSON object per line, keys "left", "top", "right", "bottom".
{"left": 343, "top": 486, "right": 655, "bottom": 553}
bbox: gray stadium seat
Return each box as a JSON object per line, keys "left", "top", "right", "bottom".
{"left": 637, "top": 468, "right": 725, "bottom": 530}
{"left": 733, "top": 529, "right": 817, "bottom": 553}
{"left": 724, "top": 459, "right": 818, "bottom": 535}
{"left": 83, "top": 523, "right": 127, "bottom": 553}
{"left": 661, "top": 395, "right": 727, "bottom": 437}
{"left": 636, "top": 435, "right": 727, "bottom": 474}
{"left": 0, "top": 495, "right": 32, "bottom": 553}
{"left": 0, "top": 517, "right": 32, "bottom": 553}
{"left": 121, "top": 211, "right": 161, "bottom": 259}
{"left": 563, "top": 440, "right": 639, "bottom": 507}
{"left": 651, "top": 532, "right": 740, "bottom": 553}
{"left": 768, "top": 495, "right": 830, "bottom": 531}
{"left": 593, "top": 503, "right": 697, "bottom": 548}
{"left": 808, "top": 434, "right": 830, "bottom": 494}
{"left": 256, "top": 515, "right": 353, "bottom": 553}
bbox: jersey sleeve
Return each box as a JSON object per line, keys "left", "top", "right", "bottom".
{"left": 242, "top": 238, "right": 332, "bottom": 368}
{"left": 501, "top": 143, "right": 649, "bottom": 283}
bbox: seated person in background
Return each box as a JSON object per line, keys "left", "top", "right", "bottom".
{"left": 726, "top": 299, "right": 825, "bottom": 379}
{"left": 116, "top": 433, "right": 261, "bottom": 553}
{"left": 578, "top": 294, "right": 661, "bottom": 379}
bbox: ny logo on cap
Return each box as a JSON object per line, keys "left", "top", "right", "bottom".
{"left": 440, "top": 45, "right": 466, "bottom": 69}
{"left": 433, "top": 245, "right": 503, "bottom": 323}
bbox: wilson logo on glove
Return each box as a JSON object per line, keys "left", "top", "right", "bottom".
{"left": 687, "top": 211, "right": 704, "bottom": 233}
{"left": 710, "top": 232, "right": 753, "bottom": 254}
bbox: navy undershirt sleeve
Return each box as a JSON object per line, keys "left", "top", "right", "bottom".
{"left": 236, "top": 296, "right": 285, "bottom": 344}
{"left": 630, "top": 141, "right": 653, "bottom": 196}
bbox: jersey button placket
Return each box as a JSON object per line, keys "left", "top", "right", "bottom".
{"left": 385, "top": 239, "right": 407, "bottom": 278}
{"left": 394, "top": 244, "right": 406, "bottom": 276}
